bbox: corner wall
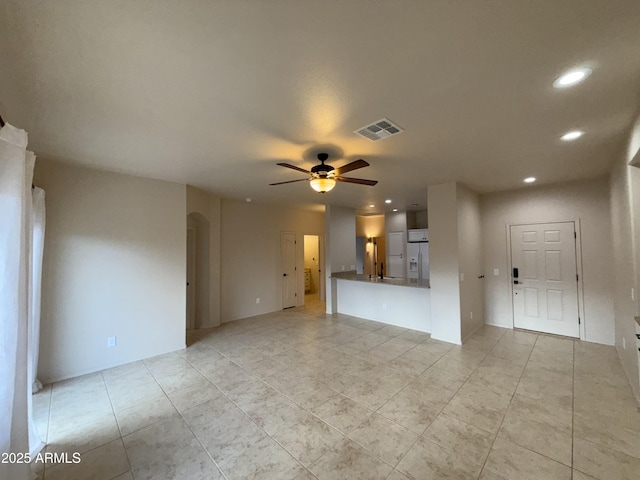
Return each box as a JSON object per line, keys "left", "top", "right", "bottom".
{"left": 356, "top": 214, "right": 384, "bottom": 238}
{"left": 610, "top": 113, "right": 640, "bottom": 401}
{"left": 457, "top": 184, "right": 484, "bottom": 339}
{"left": 220, "top": 200, "right": 324, "bottom": 322}
{"left": 325, "top": 205, "right": 356, "bottom": 313}
{"left": 34, "top": 160, "right": 186, "bottom": 383}
{"left": 480, "top": 177, "right": 615, "bottom": 345}
{"left": 187, "top": 186, "right": 221, "bottom": 328}
{"left": 427, "top": 183, "right": 462, "bottom": 344}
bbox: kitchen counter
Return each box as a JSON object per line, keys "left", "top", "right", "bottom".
{"left": 331, "top": 271, "right": 430, "bottom": 289}
{"left": 331, "top": 271, "right": 431, "bottom": 333}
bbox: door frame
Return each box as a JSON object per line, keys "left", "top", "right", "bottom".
{"left": 280, "top": 231, "right": 298, "bottom": 309}
{"left": 303, "top": 232, "right": 326, "bottom": 302}
{"left": 186, "top": 226, "right": 197, "bottom": 330}
{"left": 506, "top": 218, "right": 586, "bottom": 340}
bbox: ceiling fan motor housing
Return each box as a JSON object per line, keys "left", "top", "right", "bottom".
{"left": 311, "top": 153, "right": 335, "bottom": 177}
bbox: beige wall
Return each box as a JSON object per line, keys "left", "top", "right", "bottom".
{"left": 610, "top": 113, "right": 640, "bottom": 401}
{"left": 325, "top": 206, "right": 356, "bottom": 273}
{"left": 356, "top": 214, "right": 385, "bottom": 238}
{"left": 325, "top": 205, "right": 356, "bottom": 313}
{"left": 385, "top": 210, "right": 407, "bottom": 233}
{"left": 457, "top": 184, "right": 484, "bottom": 339}
{"left": 427, "top": 183, "right": 462, "bottom": 344}
{"left": 187, "top": 186, "right": 221, "bottom": 327}
{"left": 481, "top": 177, "right": 615, "bottom": 345}
{"left": 220, "top": 200, "right": 324, "bottom": 322}
{"left": 34, "top": 160, "right": 186, "bottom": 383}
{"left": 327, "top": 206, "right": 357, "bottom": 273}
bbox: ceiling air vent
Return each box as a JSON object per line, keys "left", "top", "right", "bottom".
{"left": 355, "top": 118, "right": 404, "bottom": 141}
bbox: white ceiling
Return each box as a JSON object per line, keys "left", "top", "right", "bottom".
{"left": 2, "top": 1, "right": 640, "bottom": 214}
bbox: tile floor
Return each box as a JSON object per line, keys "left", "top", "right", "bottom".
{"left": 32, "top": 300, "right": 640, "bottom": 480}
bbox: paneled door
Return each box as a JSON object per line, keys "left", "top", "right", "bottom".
{"left": 387, "top": 231, "right": 404, "bottom": 278}
{"left": 510, "top": 222, "right": 579, "bottom": 337}
{"left": 281, "top": 232, "right": 297, "bottom": 309}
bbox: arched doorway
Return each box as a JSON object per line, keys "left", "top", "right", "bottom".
{"left": 187, "top": 212, "right": 210, "bottom": 330}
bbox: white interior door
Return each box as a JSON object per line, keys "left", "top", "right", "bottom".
{"left": 281, "top": 232, "right": 297, "bottom": 309}
{"left": 186, "top": 227, "right": 196, "bottom": 330}
{"left": 510, "top": 222, "right": 579, "bottom": 338}
{"left": 387, "top": 231, "right": 404, "bottom": 277}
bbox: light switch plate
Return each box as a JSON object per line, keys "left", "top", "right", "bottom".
{"left": 107, "top": 336, "right": 116, "bottom": 348}
{"left": 493, "top": 268, "right": 500, "bottom": 276}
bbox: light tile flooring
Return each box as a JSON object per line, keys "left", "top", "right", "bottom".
{"left": 33, "top": 300, "right": 640, "bottom": 480}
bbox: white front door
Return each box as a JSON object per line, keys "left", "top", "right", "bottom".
{"left": 387, "top": 231, "right": 404, "bottom": 277}
{"left": 510, "top": 222, "right": 579, "bottom": 338}
{"left": 281, "top": 232, "right": 297, "bottom": 309}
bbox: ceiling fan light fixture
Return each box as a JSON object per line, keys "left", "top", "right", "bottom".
{"left": 310, "top": 177, "right": 336, "bottom": 193}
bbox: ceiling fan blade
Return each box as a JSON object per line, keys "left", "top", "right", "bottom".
{"left": 277, "top": 162, "right": 311, "bottom": 174}
{"left": 269, "top": 178, "right": 310, "bottom": 186}
{"left": 335, "top": 176, "right": 378, "bottom": 186}
{"left": 333, "top": 159, "right": 369, "bottom": 176}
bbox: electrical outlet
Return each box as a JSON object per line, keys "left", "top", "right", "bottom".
{"left": 470, "top": 311, "right": 473, "bottom": 320}
{"left": 382, "top": 303, "right": 388, "bottom": 311}
{"left": 622, "top": 337, "right": 626, "bottom": 350}
{"left": 493, "top": 268, "right": 500, "bottom": 276}
{"left": 107, "top": 336, "right": 116, "bottom": 348}
{"left": 256, "top": 298, "right": 260, "bottom": 304}
{"left": 342, "top": 265, "right": 345, "bottom": 271}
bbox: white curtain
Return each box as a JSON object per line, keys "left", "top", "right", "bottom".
{"left": 0, "top": 123, "right": 44, "bottom": 480}
{"left": 29, "top": 188, "right": 45, "bottom": 396}
{"left": 28, "top": 187, "right": 45, "bottom": 456}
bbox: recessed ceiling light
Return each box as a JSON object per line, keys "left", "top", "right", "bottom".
{"left": 392, "top": 208, "right": 398, "bottom": 212}
{"left": 560, "top": 130, "right": 584, "bottom": 141}
{"left": 524, "top": 177, "right": 536, "bottom": 184}
{"left": 369, "top": 204, "right": 375, "bottom": 208}
{"left": 553, "top": 67, "right": 592, "bottom": 88}
{"left": 385, "top": 199, "right": 392, "bottom": 204}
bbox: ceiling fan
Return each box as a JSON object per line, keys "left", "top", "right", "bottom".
{"left": 269, "top": 153, "right": 378, "bottom": 193}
